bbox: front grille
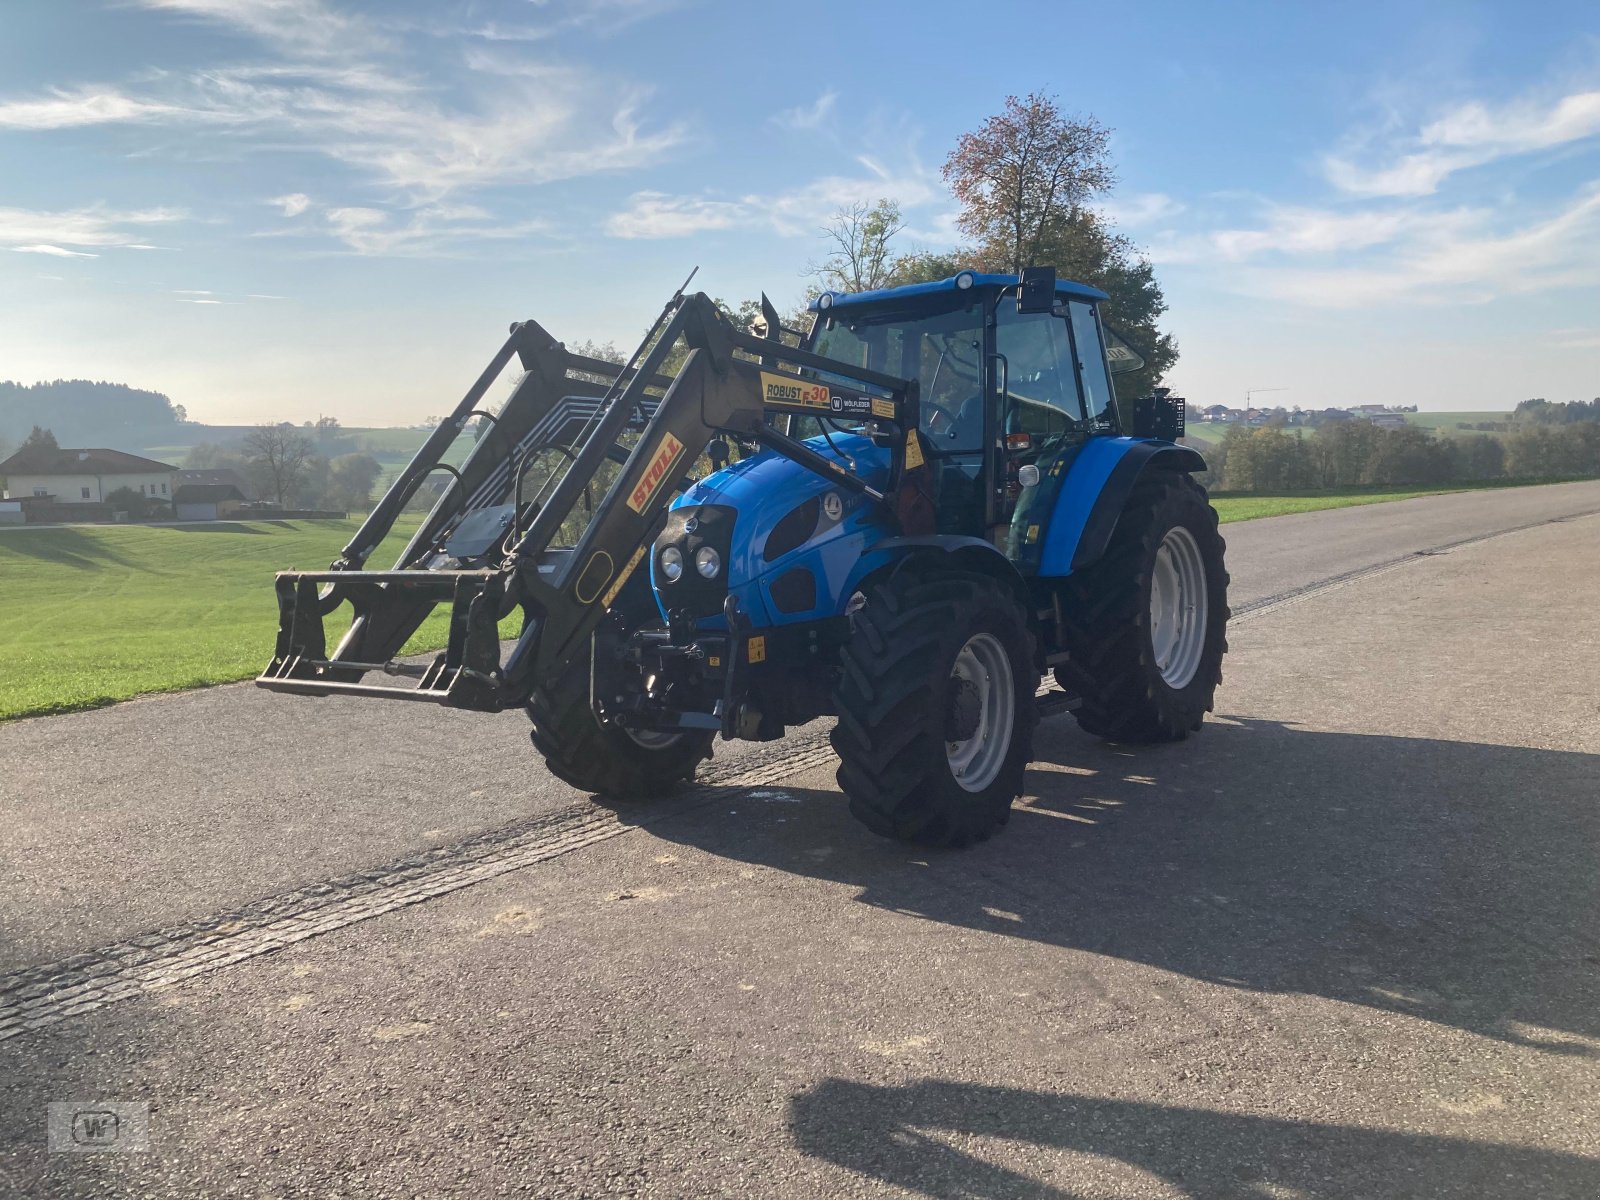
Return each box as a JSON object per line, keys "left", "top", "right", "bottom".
{"left": 653, "top": 504, "right": 736, "bottom": 619}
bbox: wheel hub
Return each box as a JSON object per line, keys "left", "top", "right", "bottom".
{"left": 945, "top": 676, "right": 983, "bottom": 741}
{"left": 1149, "top": 525, "right": 1209, "bottom": 689}
{"left": 943, "top": 632, "right": 1015, "bottom": 793}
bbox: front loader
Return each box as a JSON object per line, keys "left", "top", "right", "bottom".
{"left": 258, "top": 268, "right": 1228, "bottom": 847}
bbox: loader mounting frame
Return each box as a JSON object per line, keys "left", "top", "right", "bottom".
{"left": 256, "top": 289, "right": 921, "bottom": 716}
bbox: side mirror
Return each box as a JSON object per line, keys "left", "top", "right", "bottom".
{"left": 1017, "top": 266, "right": 1056, "bottom": 314}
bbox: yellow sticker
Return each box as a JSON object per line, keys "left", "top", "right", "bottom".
{"left": 626, "top": 431, "right": 686, "bottom": 514}
{"left": 1025, "top": 523, "right": 1040, "bottom": 544}
{"left": 599, "top": 544, "right": 646, "bottom": 609}
{"left": 707, "top": 655, "right": 722, "bottom": 668}
{"left": 760, "top": 371, "right": 832, "bottom": 410}
{"left": 747, "top": 635, "right": 766, "bottom": 664}
{"left": 870, "top": 397, "right": 896, "bottom": 419}
{"left": 903, "top": 430, "right": 925, "bottom": 470}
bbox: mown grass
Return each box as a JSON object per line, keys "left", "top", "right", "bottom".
{"left": 0, "top": 518, "right": 449, "bottom": 721}
{"left": 1206, "top": 476, "right": 1585, "bottom": 523}
{"left": 1, "top": 475, "right": 1586, "bottom": 720}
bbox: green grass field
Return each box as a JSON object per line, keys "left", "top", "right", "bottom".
{"left": 0, "top": 474, "right": 1574, "bottom": 721}
{"left": 0, "top": 518, "right": 450, "bottom": 721}
{"left": 1208, "top": 485, "right": 1476, "bottom": 523}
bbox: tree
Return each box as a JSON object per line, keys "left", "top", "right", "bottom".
{"left": 244, "top": 422, "right": 313, "bottom": 506}
{"left": 886, "top": 248, "right": 974, "bottom": 287}
{"left": 941, "top": 93, "right": 1176, "bottom": 399}
{"left": 105, "top": 485, "right": 166, "bottom": 519}
{"left": 326, "top": 452, "right": 383, "bottom": 513}
{"left": 813, "top": 199, "right": 907, "bottom": 293}
{"left": 23, "top": 425, "right": 57, "bottom": 450}
{"left": 943, "top": 92, "right": 1114, "bottom": 273}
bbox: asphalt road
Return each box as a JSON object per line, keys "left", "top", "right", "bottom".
{"left": 2, "top": 479, "right": 1598, "bottom": 1197}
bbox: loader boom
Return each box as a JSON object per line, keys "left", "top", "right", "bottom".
{"left": 257, "top": 290, "right": 920, "bottom": 713}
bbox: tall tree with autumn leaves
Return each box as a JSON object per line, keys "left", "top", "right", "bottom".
{"left": 816, "top": 92, "right": 1177, "bottom": 400}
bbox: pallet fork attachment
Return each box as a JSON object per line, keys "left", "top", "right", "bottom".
{"left": 257, "top": 287, "right": 919, "bottom": 714}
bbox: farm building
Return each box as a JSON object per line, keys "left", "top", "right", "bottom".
{"left": 0, "top": 446, "right": 177, "bottom": 505}
{"left": 173, "top": 482, "right": 247, "bottom": 521}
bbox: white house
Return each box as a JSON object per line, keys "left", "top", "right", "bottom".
{"left": 0, "top": 446, "right": 178, "bottom": 505}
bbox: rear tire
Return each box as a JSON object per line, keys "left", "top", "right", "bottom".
{"left": 832, "top": 569, "right": 1037, "bottom": 847}
{"left": 527, "top": 650, "right": 712, "bottom": 799}
{"left": 1054, "top": 472, "right": 1228, "bottom": 743}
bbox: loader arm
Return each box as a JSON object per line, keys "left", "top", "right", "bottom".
{"left": 256, "top": 290, "right": 920, "bottom": 713}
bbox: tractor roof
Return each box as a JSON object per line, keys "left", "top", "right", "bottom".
{"left": 810, "top": 271, "right": 1108, "bottom": 314}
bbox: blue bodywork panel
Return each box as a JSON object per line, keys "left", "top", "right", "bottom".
{"left": 1035, "top": 437, "right": 1205, "bottom": 577}
{"left": 811, "top": 271, "right": 1108, "bottom": 313}
{"left": 657, "top": 432, "right": 1203, "bottom": 627}
{"left": 654, "top": 432, "right": 900, "bottom": 629}
{"left": 1035, "top": 437, "right": 1141, "bottom": 577}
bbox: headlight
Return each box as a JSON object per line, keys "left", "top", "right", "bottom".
{"left": 955, "top": 270, "right": 975, "bottom": 290}
{"left": 694, "top": 546, "right": 722, "bottom": 579}
{"left": 659, "top": 545, "right": 683, "bottom": 582}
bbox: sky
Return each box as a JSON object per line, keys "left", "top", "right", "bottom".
{"left": 0, "top": 0, "right": 1597, "bottom": 426}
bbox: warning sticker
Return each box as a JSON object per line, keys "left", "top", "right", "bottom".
{"left": 626, "top": 431, "right": 686, "bottom": 513}
{"left": 870, "top": 397, "right": 896, "bottom": 419}
{"left": 747, "top": 635, "right": 766, "bottom": 664}
{"left": 903, "top": 430, "right": 925, "bottom": 470}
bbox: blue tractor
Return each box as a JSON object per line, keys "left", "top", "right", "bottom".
{"left": 259, "top": 267, "right": 1228, "bottom": 847}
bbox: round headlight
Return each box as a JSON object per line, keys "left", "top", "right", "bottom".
{"left": 694, "top": 546, "right": 722, "bottom": 579}
{"left": 659, "top": 545, "right": 683, "bottom": 582}
{"left": 817, "top": 292, "right": 835, "bottom": 310}
{"left": 955, "top": 270, "right": 975, "bottom": 290}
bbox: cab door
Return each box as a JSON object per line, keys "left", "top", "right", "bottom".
{"left": 991, "top": 297, "right": 1093, "bottom": 570}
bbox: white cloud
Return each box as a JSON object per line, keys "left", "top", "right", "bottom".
{"left": 12, "top": 244, "right": 99, "bottom": 258}
{"left": 1099, "top": 192, "right": 1185, "bottom": 229}
{"left": 135, "top": 0, "right": 379, "bottom": 58}
{"left": 607, "top": 160, "right": 943, "bottom": 241}
{"left": 772, "top": 91, "right": 837, "bottom": 132}
{"left": 271, "top": 192, "right": 312, "bottom": 217}
{"left": 0, "top": 88, "right": 192, "bottom": 130}
{"left": 0, "top": 205, "right": 187, "bottom": 250}
{"left": 1326, "top": 88, "right": 1600, "bottom": 197}
{"left": 176, "top": 297, "right": 225, "bottom": 304}
{"left": 605, "top": 192, "right": 749, "bottom": 239}
{"left": 0, "top": 19, "right": 686, "bottom": 204}
{"left": 269, "top": 200, "right": 555, "bottom": 256}
{"left": 1231, "top": 186, "right": 1600, "bottom": 307}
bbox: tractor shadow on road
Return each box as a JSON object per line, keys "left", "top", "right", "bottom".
{"left": 788, "top": 1078, "right": 1600, "bottom": 1199}
{"left": 643, "top": 714, "right": 1600, "bottom": 1057}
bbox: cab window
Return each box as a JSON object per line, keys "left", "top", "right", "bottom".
{"left": 995, "top": 298, "right": 1084, "bottom": 439}
{"left": 1069, "top": 301, "right": 1116, "bottom": 424}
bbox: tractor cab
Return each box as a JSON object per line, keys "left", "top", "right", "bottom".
{"left": 801, "top": 267, "right": 1150, "bottom": 557}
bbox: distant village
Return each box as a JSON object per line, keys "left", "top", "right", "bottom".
{"left": 1192, "top": 402, "right": 1420, "bottom": 430}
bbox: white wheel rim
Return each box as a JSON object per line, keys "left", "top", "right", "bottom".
{"left": 624, "top": 727, "right": 681, "bottom": 750}
{"left": 1150, "top": 525, "right": 1209, "bottom": 689}
{"left": 945, "top": 632, "right": 1014, "bottom": 793}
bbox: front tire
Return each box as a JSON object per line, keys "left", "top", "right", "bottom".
{"left": 1054, "top": 472, "right": 1229, "bottom": 743}
{"left": 527, "top": 650, "right": 712, "bottom": 799}
{"left": 832, "top": 570, "right": 1037, "bottom": 847}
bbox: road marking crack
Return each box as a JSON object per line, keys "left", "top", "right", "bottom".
{"left": 0, "top": 733, "right": 839, "bottom": 1043}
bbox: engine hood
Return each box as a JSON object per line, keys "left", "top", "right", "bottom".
{"left": 651, "top": 432, "right": 894, "bottom": 627}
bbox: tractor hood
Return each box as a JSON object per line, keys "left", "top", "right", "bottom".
{"left": 650, "top": 432, "right": 894, "bottom": 627}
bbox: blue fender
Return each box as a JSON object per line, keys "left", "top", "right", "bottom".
{"left": 1037, "top": 438, "right": 1206, "bottom": 577}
